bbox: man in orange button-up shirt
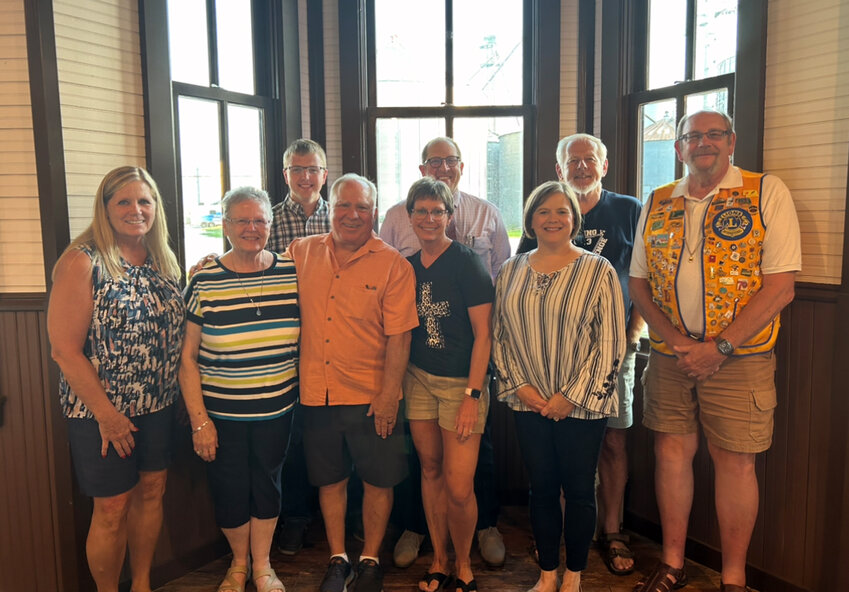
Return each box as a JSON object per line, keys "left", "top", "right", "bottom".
{"left": 286, "top": 173, "right": 418, "bottom": 592}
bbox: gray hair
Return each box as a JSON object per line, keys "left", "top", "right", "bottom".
{"left": 405, "top": 177, "right": 455, "bottom": 215}
{"left": 676, "top": 110, "right": 735, "bottom": 140}
{"left": 222, "top": 186, "right": 273, "bottom": 222}
{"left": 556, "top": 133, "right": 608, "bottom": 168}
{"left": 421, "top": 137, "right": 463, "bottom": 163}
{"left": 329, "top": 173, "right": 377, "bottom": 208}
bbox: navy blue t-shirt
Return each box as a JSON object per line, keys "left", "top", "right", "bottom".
{"left": 408, "top": 242, "right": 494, "bottom": 377}
{"left": 573, "top": 189, "right": 642, "bottom": 324}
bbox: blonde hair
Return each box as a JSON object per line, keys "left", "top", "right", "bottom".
{"left": 60, "top": 166, "right": 181, "bottom": 282}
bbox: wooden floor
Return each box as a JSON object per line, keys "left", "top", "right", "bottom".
{"left": 154, "top": 506, "right": 749, "bottom": 592}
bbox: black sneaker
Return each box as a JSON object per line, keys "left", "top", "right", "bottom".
{"left": 276, "top": 518, "right": 308, "bottom": 555}
{"left": 352, "top": 558, "right": 383, "bottom": 592}
{"left": 319, "top": 556, "right": 354, "bottom": 592}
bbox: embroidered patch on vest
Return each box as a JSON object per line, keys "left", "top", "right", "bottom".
{"left": 711, "top": 208, "right": 752, "bottom": 240}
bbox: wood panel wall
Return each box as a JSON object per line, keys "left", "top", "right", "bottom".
{"left": 763, "top": 0, "right": 849, "bottom": 285}
{"left": 0, "top": 304, "right": 64, "bottom": 591}
{"left": 0, "top": 298, "right": 227, "bottom": 592}
{"left": 624, "top": 287, "right": 847, "bottom": 592}
{"left": 53, "top": 0, "right": 147, "bottom": 239}
{"left": 0, "top": 0, "right": 45, "bottom": 293}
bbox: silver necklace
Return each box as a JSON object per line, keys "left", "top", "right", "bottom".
{"left": 233, "top": 262, "right": 266, "bottom": 317}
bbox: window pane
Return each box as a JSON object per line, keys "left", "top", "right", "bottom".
{"left": 216, "top": 0, "right": 255, "bottom": 93}
{"left": 647, "top": 0, "right": 686, "bottom": 89}
{"left": 453, "top": 117, "right": 523, "bottom": 253}
{"left": 453, "top": 0, "right": 523, "bottom": 106}
{"left": 637, "top": 100, "right": 677, "bottom": 202}
{"left": 695, "top": 0, "right": 737, "bottom": 80}
{"left": 177, "top": 96, "right": 223, "bottom": 273}
{"left": 685, "top": 88, "right": 729, "bottom": 116}
{"left": 374, "top": 0, "right": 445, "bottom": 107}
{"left": 375, "top": 118, "right": 445, "bottom": 222}
{"left": 167, "top": 0, "right": 210, "bottom": 86}
{"left": 227, "top": 105, "right": 264, "bottom": 189}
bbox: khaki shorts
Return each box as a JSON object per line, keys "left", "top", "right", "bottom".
{"left": 403, "top": 363, "right": 489, "bottom": 434}
{"left": 642, "top": 351, "right": 777, "bottom": 453}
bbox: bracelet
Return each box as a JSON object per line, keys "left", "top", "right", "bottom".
{"left": 192, "top": 419, "right": 210, "bottom": 434}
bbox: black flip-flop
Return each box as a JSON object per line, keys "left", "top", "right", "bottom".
{"left": 454, "top": 578, "right": 478, "bottom": 592}
{"left": 419, "top": 571, "right": 452, "bottom": 592}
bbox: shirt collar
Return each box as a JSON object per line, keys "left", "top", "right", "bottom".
{"left": 282, "top": 193, "right": 328, "bottom": 216}
{"left": 672, "top": 165, "right": 741, "bottom": 200}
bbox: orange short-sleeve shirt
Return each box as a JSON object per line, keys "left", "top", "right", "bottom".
{"left": 286, "top": 233, "right": 419, "bottom": 406}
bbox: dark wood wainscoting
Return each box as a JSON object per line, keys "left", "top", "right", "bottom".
{"left": 0, "top": 297, "right": 225, "bottom": 592}
{"left": 623, "top": 285, "right": 846, "bottom": 592}
{"left": 0, "top": 299, "right": 69, "bottom": 592}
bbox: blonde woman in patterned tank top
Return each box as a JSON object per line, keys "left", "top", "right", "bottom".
{"left": 48, "top": 166, "right": 185, "bottom": 592}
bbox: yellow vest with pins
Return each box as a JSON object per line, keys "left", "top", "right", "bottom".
{"left": 643, "top": 169, "right": 779, "bottom": 356}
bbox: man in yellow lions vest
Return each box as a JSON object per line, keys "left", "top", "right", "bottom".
{"left": 629, "top": 110, "right": 801, "bottom": 592}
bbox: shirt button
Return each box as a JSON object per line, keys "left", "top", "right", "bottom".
{"left": 330, "top": 295, "right": 335, "bottom": 299}
{"left": 325, "top": 361, "right": 330, "bottom": 365}
{"left": 327, "top": 317, "right": 331, "bottom": 321}
{"left": 325, "top": 339, "right": 330, "bottom": 343}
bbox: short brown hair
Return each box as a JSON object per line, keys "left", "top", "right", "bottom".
{"left": 522, "top": 181, "right": 582, "bottom": 241}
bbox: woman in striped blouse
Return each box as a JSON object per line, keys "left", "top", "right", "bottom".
{"left": 179, "top": 187, "right": 298, "bottom": 592}
{"left": 492, "top": 181, "right": 626, "bottom": 592}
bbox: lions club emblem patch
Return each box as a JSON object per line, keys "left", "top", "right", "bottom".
{"left": 712, "top": 208, "right": 752, "bottom": 240}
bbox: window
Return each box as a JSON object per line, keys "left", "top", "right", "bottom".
{"left": 166, "top": 0, "right": 276, "bottom": 273}
{"left": 366, "top": 0, "right": 531, "bottom": 250}
{"left": 629, "top": 0, "right": 737, "bottom": 201}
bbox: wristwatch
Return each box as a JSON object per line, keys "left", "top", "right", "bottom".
{"left": 464, "top": 387, "right": 482, "bottom": 400}
{"left": 715, "top": 337, "right": 735, "bottom": 356}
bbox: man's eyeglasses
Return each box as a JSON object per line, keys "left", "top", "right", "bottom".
{"left": 423, "top": 157, "right": 461, "bottom": 169}
{"left": 411, "top": 208, "right": 449, "bottom": 219}
{"left": 677, "top": 130, "right": 732, "bottom": 144}
{"left": 226, "top": 218, "right": 269, "bottom": 228}
{"left": 286, "top": 166, "right": 326, "bottom": 176}
{"left": 565, "top": 157, "right": 600, "bottom": 167}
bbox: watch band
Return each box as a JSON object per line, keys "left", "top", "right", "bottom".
{"left": 715, "top": 337, "right": 734, "bottom": 356}
{"left": 464, "top": 387, "right": 482, "bottom": 400}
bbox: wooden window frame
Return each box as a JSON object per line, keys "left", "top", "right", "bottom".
{"left": 337, "top": 0, "right": 560, "bottom": 205}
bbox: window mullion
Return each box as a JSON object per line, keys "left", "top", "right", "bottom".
{"left": 207, "top": 0, "right": 220, "bottom": 87}
{"left": 684, "top": 0, "right": 696, "bottom": 81}
{"left": 445, "top": 0, "right": 454, "bottom": 138}
{"left": 220, "top": 100, "right": 231, "bottom": 194}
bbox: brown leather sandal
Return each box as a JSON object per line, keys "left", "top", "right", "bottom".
{"left": 600, "top": 532, "right": 635, "bottom": 576}
{"left": 632, "top": 561, "right": 688, "bottom": 592}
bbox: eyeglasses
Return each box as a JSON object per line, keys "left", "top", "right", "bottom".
{"left": 423, "top": 156, "right": 461, "bottom": 169}
{"left": 226, "top": 218, "right": 269, "bottom": 228}
{"left": 565, "top": 157, "right": 600, "bottom": 167}
{"left": 677, "top": 129, "right": 732, "bottom": 144}
{"left": 286, "top": 166, "right": 326, "bottom": 176}
{"left": 412, "top": 208, "right": 449, "bottom": 219}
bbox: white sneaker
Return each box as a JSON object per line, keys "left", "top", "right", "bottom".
{"left": 393, "top": 529, "right": 425, "bottom": 568}
{"left": 477, "top": 526, "right": 506, "bottom": 567}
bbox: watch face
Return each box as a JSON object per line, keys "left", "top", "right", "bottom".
{"left": 717, "top": 339, "right": 734, "bottom": 355}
